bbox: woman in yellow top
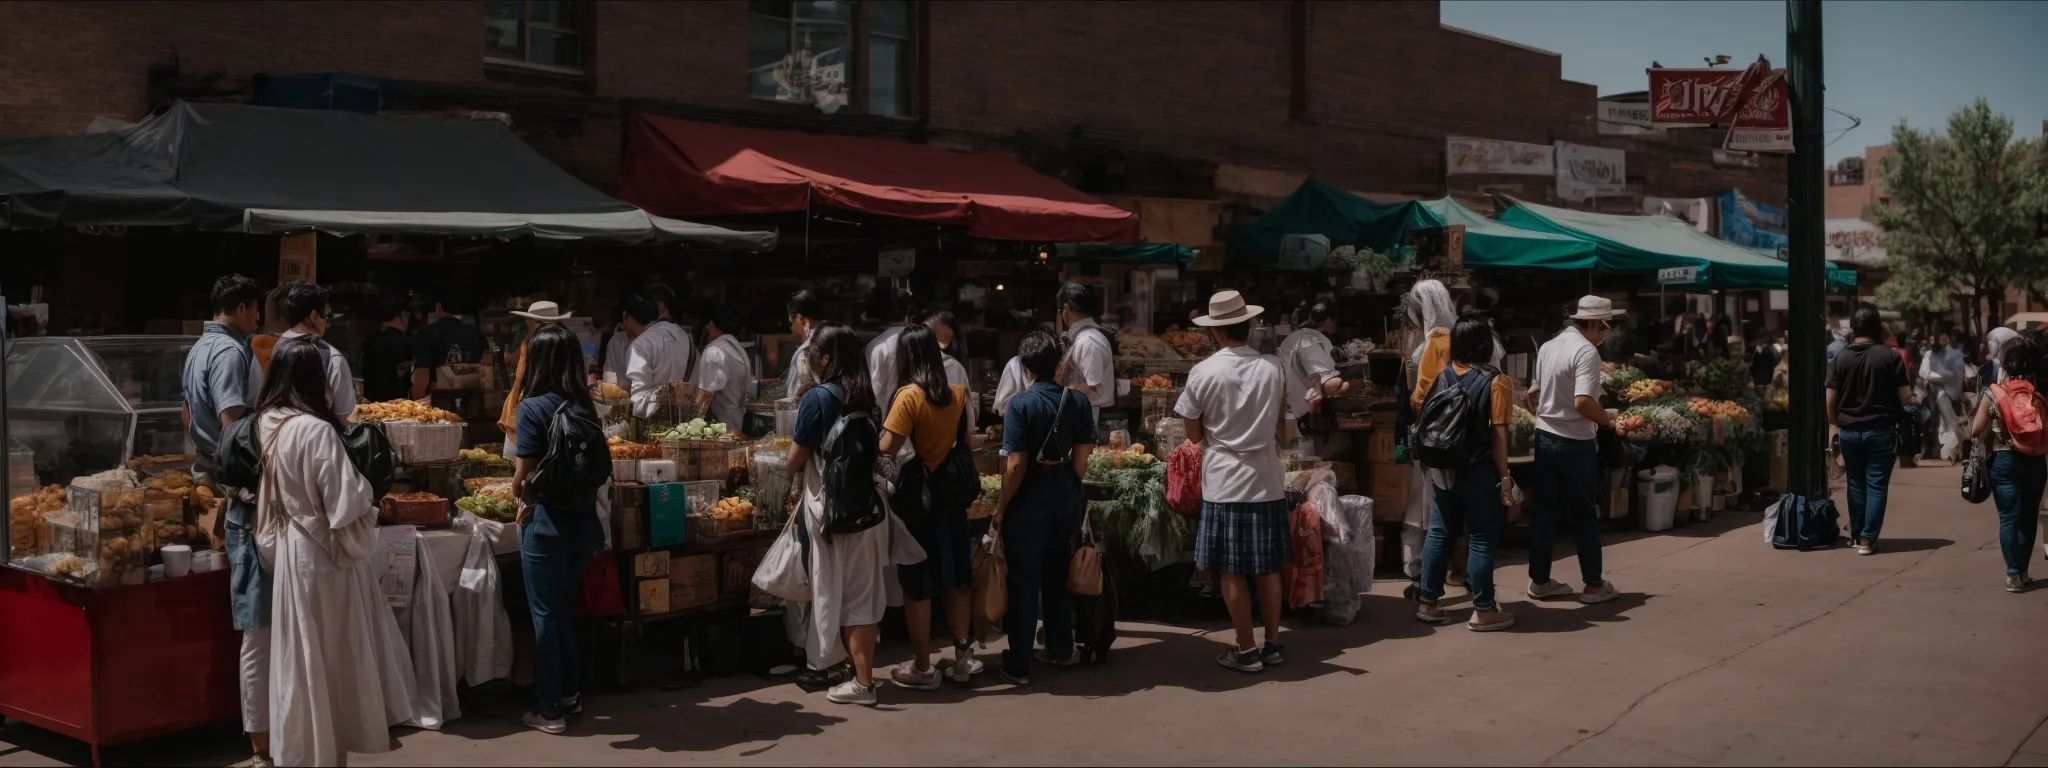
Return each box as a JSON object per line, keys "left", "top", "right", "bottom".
{"left": 876, "top": 324, "right": 980, "bottom": 690}
{"left": 1413, "top": 316, "right": 1518, "bottom": 631}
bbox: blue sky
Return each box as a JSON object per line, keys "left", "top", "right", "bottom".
{"left": 1438, "top": 0, "right": 2048, "bottom": 162}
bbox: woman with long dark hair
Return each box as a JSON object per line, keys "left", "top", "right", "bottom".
{"left": 1970, "top": 334, "right": 2045, "bottom": 593}
{"left": 786, "top": 323, "right": 926, "bottom": 706}
{"left": 1412, "top": 316, "right": 1518, "bottom": 631}
{"left": 511, "top": 324, "right": 603, "bottom": 734}
{"left": 924, "top": 311, "right": 977, "bottom": 431}
{"left": 254, "top": 336, "right": 414, "bottom": 766}
{"left": 878, "top": 323, "right": 977, "bottom": 690}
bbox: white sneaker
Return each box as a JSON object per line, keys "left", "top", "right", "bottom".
{"left": 1527, "top": 580, "right": 1576, "bottom": 600}
{"left": 890, "top": 660, "right": 942, "bottom": 690}
{"left": 521, "top": 711, "right": 567, "bottom": 735}
{"left": 1580, "top": 581, "right": 1620, "bottom": 605}
{"left": 950, "top": 646, "right": 983, "bottom": 683}
{"left": 826, "top": 679, "right": 879, "bottom": 706}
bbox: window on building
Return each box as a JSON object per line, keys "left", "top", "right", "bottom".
{"left": 749, "top": 0, "right": 919, "bottom": 117}
{"left": 485, "top": 0, "right": 583, "bottom": 71}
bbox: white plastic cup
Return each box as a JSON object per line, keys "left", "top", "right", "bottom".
{"left": 161, "top": 544, "right": 193, "bottom": 578}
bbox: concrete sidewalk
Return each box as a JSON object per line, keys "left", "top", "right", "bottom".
{"left": 6, "top": 463, "right": 2044, "bottom": 766}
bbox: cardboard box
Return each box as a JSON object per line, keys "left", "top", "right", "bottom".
{"left": 719, "top": 549, "right": 750, "bottom": 596}
{"left": 669, "top": 553, "right": 718, "bottom": 610}
{"left": 632, "top": 551, "right": 670, "bottom": 579}
{"left": 1367, "top": 430, "right": 1398, "bottom": 464}
{"left": 610, "top": 482, "right": 648, "bottom": 550}
{"left": 636, "top": 578, "right": 670, "bottom": 614}
{"left": 648, "top": 483, "right": 690, "bottom": 548}
{"left": 1605, "top": 487, "right": 1630, "bottom": 519}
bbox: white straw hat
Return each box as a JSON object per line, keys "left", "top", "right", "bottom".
{"left": 1567, "top": 295, "right": 1626, "bottom": 321}
{"left": 510, "top": 300, "right": 573, "bottom": 322}
{"left": 1193, "top": 290, "right": 1265, "bottom": 327}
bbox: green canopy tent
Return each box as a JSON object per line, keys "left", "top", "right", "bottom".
{"left": 1496, "top": 198, "right": 1855, "bottom": 290}
{"left": 1054, "top": 242, "right": 1196, "bottom": 264}
{"left": 1228, "top": 177, "right": 1431, "bottom": 270}
{"left": 1414, "top": 197, "right": 1598, "bottom": 269}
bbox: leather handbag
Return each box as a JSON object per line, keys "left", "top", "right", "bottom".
{"left": 1961, "top": 440, "right": 1991, "bottom": 504}
{"left": 1068, "top": 513, "right": 1103, "bottom": 596}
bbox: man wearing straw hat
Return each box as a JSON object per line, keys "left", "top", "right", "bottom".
{"left": 1174, "top": 291, "right": 1292, "bottom": 673}
{"left": 1525, "top": 296, "right": 1623, "bottom": 605}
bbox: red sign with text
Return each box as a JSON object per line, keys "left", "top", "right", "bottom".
{"left": 1725, "top": 70, "right": 1792, "bottom": 152}
{"left": 1648, "top": 58, "right": 1770, "bottom": 126}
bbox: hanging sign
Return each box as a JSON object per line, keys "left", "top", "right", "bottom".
{"left": 1725, "top": 71, "right": 1793, "bottom": 153}
{"left": 1446, "top": 136, "right": 1555, "bottom": 176}
{"left": 1445, "top": 225, "right": 1466, "bottom": 269}
{"left": 877, "top": 248, "right": 916, "bottom": 277}
{"left": 1658, "top": 266, "right": 1700, "bottom": 284}
{"left": 1597, "top": 101, "right": 1660, "bottom": 136}
{"left": 1647, "top": 57, "right": 1770, "bottom": 126}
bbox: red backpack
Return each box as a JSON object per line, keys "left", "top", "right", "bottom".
{"left": 1992, "top": 380, "right": 2048, "bottom": 456}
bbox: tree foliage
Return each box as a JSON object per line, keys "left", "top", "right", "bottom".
{"left": 1873, "top": 99, "right": 2048, "bottom": 334}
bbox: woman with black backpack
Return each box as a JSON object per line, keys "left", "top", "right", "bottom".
{"left": 879, "top": 324, "right": 980, "bottom": 691}
{"left": 785, "top": 323, "right": 927, "bottom": 706}
{"left": 1412, "top": 316, "right": 1519, "bottom": 631}
{"left": 1968, "top": 334, "right": 2044, "bottom": 594}
{"left": 511, "top": 324, "right": 606, "bottom": 734}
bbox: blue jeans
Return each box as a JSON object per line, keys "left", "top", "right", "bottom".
{"left": 522, "top": 522, "right": 597, "bottom": 720}
{"left": 1530, "top": 431, "right": 1604, "bottom": 588}
{"left": 1000, "top": 496, "right": 1083, "bottom": 679}
{"left": 1990, "top": 450, "right": 2045, "bottom": 578}
{"left": 1419, "top": 463, "right": 1505, "bottom": 611}
{"left": 1838, "top": 422, "right": 1897, "bottom": 541}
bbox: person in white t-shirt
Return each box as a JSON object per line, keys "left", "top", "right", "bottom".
{"left": 1525, "top": 296, "right": 1623, "bottom": 605}
{"left": 1173, "top": 291, "right": 1291, "bottom": 674}
{"left": 1055, "top": 282, "right": 1120, "bottom": 423}
{"left": 693, "top": 310, "right": 752, "bottom": 429}
{"left": 865, "top": 290, "right": 919, "bottom": 420}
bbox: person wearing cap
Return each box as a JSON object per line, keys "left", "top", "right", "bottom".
{"left": 1173, "top": 291, "right": 1292, "bottom": 673}
{"left": 1525, "top": 296, "right": 1622, "bottom": 605}
{"left": 499, "top": 300, "right": 573, "bottom": 453}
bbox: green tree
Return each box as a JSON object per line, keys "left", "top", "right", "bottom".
{"left": 1873, "top": 99, "right": 2048, "bottom": 336}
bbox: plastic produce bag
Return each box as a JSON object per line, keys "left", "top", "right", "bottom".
{"left": 452, "top": 518, "right": 513, "bottom": 686}
{"left": 1321, "top": 494, "right": 1376, "bottom": 626}
{"left": 752, "top": 519, "right": 812, "bottom": 602}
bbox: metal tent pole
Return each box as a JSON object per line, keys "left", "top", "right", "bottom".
{"left": 1785, "top": 0, "right": 1828, "bottom": 498}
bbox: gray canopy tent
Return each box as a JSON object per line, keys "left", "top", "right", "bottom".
{"left": 0, "top": 101, "right": 775, "bottom": 248}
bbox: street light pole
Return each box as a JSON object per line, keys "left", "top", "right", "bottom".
{"left": 1785, "top": 0, "right": 1827, "bottom": 497}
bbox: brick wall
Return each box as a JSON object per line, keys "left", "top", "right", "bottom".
{"left": 0, "top": 0, "right": 1784, "bottom": 207}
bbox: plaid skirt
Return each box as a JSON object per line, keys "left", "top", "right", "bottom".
{"left": 1195, "top": 499, "right": 1294, "bottom": 575}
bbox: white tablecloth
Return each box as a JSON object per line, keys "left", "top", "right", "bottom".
{"left": 376, "top": 521, "right": 516, "bottom": 730}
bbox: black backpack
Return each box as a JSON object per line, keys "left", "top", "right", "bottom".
{"left": 818, "top": 384, "right": 887, "bottom": 535}
{"left": 1408, "top": 365, "right": 1495, "bottom": 470}
{"left": 890, "top": 401, "right": 978, "bottom": 528}
{"left": 527, "top": 397, "right": 611, "bottom": 504}
{"left": 216, "top": 415, "right": 396, "bottom": 498}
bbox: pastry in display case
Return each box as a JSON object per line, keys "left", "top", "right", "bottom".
{"left": 5, "top": 336, "right": 195, "bottom": 488}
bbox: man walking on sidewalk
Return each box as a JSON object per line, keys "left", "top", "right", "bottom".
{"left": 1827, "top": 304, "right": 1913, "bottom": 556}
{"left": 1526, "top": 296, "right": 1622, "bottom": 604}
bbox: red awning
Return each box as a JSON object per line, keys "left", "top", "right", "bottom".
{"left": 619, "top": 114, "right": 1139, "bottom": 243}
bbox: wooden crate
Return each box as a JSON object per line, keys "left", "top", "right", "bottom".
{"left": 668, "top": 553, "right": 718, "bottom": 610}
{"left": 1367, "top": 429, "right": 1398, "bottom": 464}
{"left": 632, "top": 550, "right": 669, "bottom": 579}
{"left": 636, "top": 578, "right": 670, "bottom": 614}
{"left": 610, "top": 482, "right": 648, "bottom": 551}
{"left": 1369, "top": 460, "right": 1409, "bottom": 521}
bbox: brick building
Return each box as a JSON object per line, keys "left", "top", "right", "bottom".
{"left": 0, "top": 0, "right": 1785, "bottom": 217}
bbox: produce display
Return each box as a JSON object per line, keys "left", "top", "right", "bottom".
{"left": 1601, "top": 363, "right": 1647, "bottom": 392}
{"left": 1086, "top": 444, "right": 1156, "bottom": 479}
{"left": 126, "top": 453, "right": 196, "bottom": 472}
{"left": 969, "top": 474, "right": 1001, "bottom": 519}
{"left": 1340, "top": 338, "right": 1378, "bottom": 364}
{"left": 355, "top": 400, "right": 460, "bottom": 424}
{"left": 1687, "top": 397, "right": 1752, "bottom": 423}
{"left": 1160, "top": 326, "right": 1216, "bottom": 359}
{"left": 1762, "top": 386, "right": 1789, "bottom": 413}
{"left": 1132, "top": 375, "right": 1175, "bottom": 390}
{"left": 1613, "top": 413, "right": 1649, "bottom": 438}
{"left": 93, "top": 490, "right": 147, "bottom": 586}
{"left": 655, "top": 418, "right": 730, "bottom": 441}
{"left": 1697, "top": 358, "right": 1748, "bottom": 397}
{"left": 607, "top": 436, "right": 663, "bottom": 460}
{"left": 455, "top": 493, "right": 518, "bottom": 523}
{"left": 457, "top": 448, "right": 514, "bottom": 471}
{"left": 1621, "top": 379, "right": 1675, "bottom": 402}
{"left": 597, "top": 382, "right": 631, "bottom": 401}
{"left": 1509, "top": 406, "right": 1535, "bottom": 454}
{"left": 1619, "top": 400, "right": 1699, "bottom": 442}
{"left": 1115, "top": 332, "right": 1184, "bottom": 361}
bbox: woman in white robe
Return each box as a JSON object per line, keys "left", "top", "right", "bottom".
{"left": 254, "top": 337, "right": 415, "bottom": 767}
{"left": 785, "top": 323, "right": 925, "bottom": 707}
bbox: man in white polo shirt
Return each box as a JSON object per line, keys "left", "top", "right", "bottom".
{"left": 1526, "top": 296, "right": 1623, "bottom": 605}
{"left": 1174, "top": 290, "right": 1291, "bottom": 674}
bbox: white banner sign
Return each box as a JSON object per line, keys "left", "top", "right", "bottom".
{"left": 1597, "top": 101, "right": 1660, "bottom": 136}
{"left": 1658, "top": 266, "right": 1700, "bottom": 284}
{"left": 1446, "top": 136, "right": 1555, "bottom": 176}
{"left": 1642, "top": 197, "right": 1711, "bottom": 232}
{"left": 1554, "top": 142, "right": 1627, "bottom": 202}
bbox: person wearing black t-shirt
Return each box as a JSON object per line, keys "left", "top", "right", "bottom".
{"left": 410, "top": 293, "right": 488, "bottom": 399}
{"left": 1826, "top": 305, "right": 1916, "bottom": 556}
{"left": 360, "top": 295, "right": 413, "bottom": 403}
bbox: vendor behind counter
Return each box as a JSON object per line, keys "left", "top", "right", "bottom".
{"left": 693, "top": 309, "right": 752, "bottom": 429}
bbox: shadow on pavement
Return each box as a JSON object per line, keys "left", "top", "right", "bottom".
{"left": 1505, "top": 593, "right": 1653, "bottom": 634}
{"left": 1867, "top": 537, "right": 1955, "bottom": 554}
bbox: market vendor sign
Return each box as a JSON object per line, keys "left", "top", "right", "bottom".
{"left": 1724, "top": 70, "right": 1793, "bottom": 153}
{"left": 1555, "top": 142, "right": 1627, "bottom": 203}
{"left": 1657, "top": 266, "right": 1700, "bottom": 284}
{"left": 1647, "top": 57, "right": 1770, "bottom": 126}
{"left": 1446, "top": 136, "right": 1554, "bottom": 176}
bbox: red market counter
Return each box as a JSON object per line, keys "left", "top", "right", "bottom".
{"left": 0, "top": 567, "right": 239, "bottom": 766}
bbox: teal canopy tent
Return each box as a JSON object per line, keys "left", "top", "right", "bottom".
{"left": 1228, "top": 177, "right": 1430, "bottom": 270}
{"left": 1054, "top": 242, "right": 1196, "bottom": 264}
{"left": 1496, "top": 198, "right": 1855, "bottom": 289}
{"left": 1414, "top": 198, "right": 1598, "bottom": 269}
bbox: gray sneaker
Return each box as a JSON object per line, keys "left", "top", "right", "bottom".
{"left": 1527, "top": 580, "right": 1576, "bottom": 600}
{"left": 2007, "top": 575, "right": 2029, "bottom": 593}
{"left": 826, "top": 679, "right": 879, "bottom": 706}
{"left": 1215, "top": 647, "right": 1264, "bottom": 673}
{"left": 890, "top": 660, "right": 942, "bottom": 690}
{"left": 1580, "top": 581, "right": 1621, "bottom": 605}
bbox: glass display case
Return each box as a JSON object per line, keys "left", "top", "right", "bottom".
{"left": 5, "top": 336, "right": 198, "bottom": 585}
